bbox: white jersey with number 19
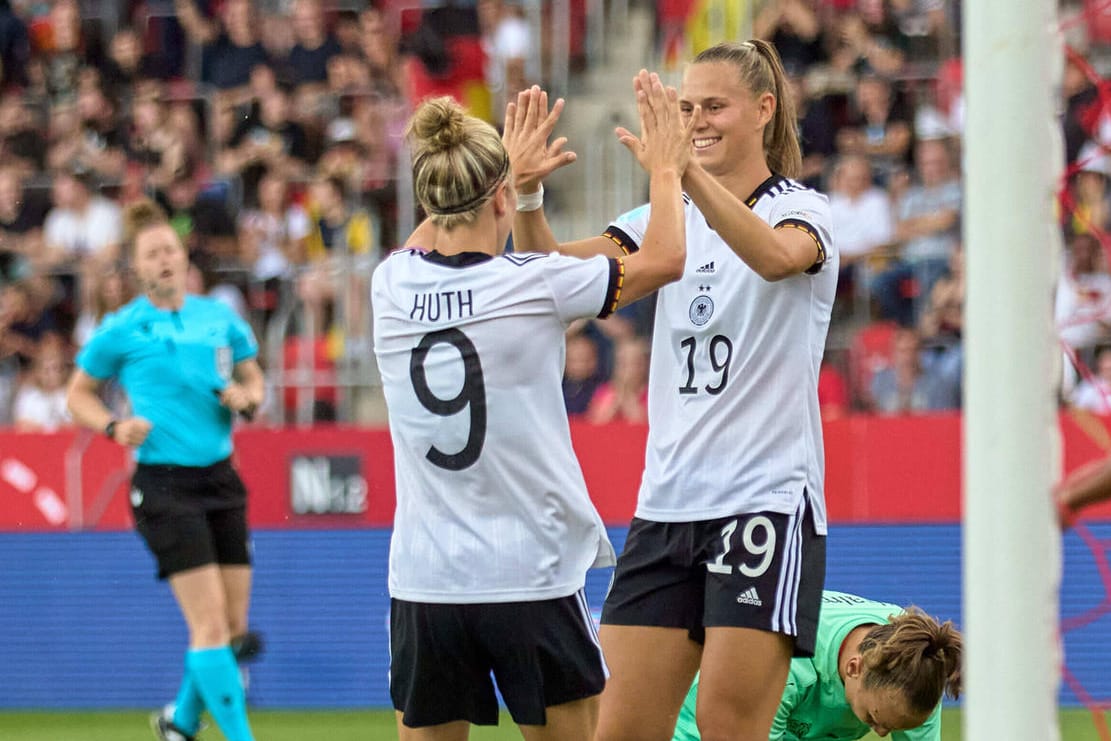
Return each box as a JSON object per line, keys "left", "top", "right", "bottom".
{"left": 372, "top": 248, "right": 620, "bottom": 603}
{"left": 606, "top": 176, "right": 837, "bottom": 533}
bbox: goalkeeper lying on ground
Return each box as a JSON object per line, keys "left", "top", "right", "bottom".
{"left": 672, "top": 591, "right": 962, "bottom": 741}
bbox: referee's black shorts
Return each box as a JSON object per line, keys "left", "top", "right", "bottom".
{"left": 390, "top": 590, "right": 607, "bottom": 728}
{"left": 130, "top": 458, "right": 251, "bottom": 580}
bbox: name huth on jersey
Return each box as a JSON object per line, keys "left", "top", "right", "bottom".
{"left": 410, "top": 289, "right": 475, "bottom": 321}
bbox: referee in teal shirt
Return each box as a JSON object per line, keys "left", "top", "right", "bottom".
{"left": 68, "top": 200, "right": 264, "bottom": 741}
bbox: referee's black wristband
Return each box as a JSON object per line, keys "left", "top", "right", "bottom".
{"left": 104, "top": 419, "right": 118, "bottom": 440}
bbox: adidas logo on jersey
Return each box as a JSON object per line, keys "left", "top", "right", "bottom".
{"left": 696, "top": 261, "right": 716, "bottom": 274}
{"left": 736, "top": 587, "right": 762, "bottom": 606}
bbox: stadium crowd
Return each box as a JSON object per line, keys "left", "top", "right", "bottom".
{"left": 0, "top": 0, "right": 1106, "bottom": 429}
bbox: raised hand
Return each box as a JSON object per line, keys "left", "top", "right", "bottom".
{"left": 502, "top": 85, "right": 577, "bottom": 194}
{"left": 615, "top": 70, "right": 701, "bottom": 177}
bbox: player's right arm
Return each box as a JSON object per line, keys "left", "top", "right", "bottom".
{"left": 610, "top": 70, "right": 698, "bottom": 307}
{"left": 503, "top": 86, "right": 632, "bottom": 260}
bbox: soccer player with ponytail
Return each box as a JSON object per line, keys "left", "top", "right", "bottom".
{"left": 505, "top": 39, "right": 838, "bottom": 741}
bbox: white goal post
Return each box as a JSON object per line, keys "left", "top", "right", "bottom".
{"left": 963, "top": 0, "right": 1063, "bottom": 738}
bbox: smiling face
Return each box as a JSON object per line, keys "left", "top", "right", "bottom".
{"left": 680, "top": 61, "right": 774, "bottom": 178}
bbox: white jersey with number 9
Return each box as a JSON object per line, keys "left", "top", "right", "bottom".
{"left": 372, "top": 247, "right": 621, "bottom": 603}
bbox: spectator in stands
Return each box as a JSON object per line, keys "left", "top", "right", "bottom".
{"left": 0, "top": 0, "right": 31, "bottom": 91}
{"left": 1069, "top": 345, "right": 1111, "bottom": 414}
{"left": 12, "top": 335, "right": 71, "bottom": 432}
{"left": 75, "top": 71, "right": 127, "bottom": 182}
{"left": 672, "top": 591, "right": 962, "bottom": 741}
{"left": 359, "top": 6, "right": 405, "bottom": 98}
{"left": 836, "top": 74, "right": 913, "bottom": 187}
{"left": 753, "top": 0, "right": 828, "bottom": 74}
{"left": 36, "top": 0, "right": 107, "bottom": 105}
{"left": 46, "top": 96, "right": 85, "bottom": 174}
{"left": 0, "top": 93, "right": 47, "bottom": 173}
{"left": 166, "top": 96, "right": 208, "bottom": 175}
{"left": 918, "top": 242, "right": 963, "bottom": 346}
{"left": 830, "top": 3, "right": 907, "bottom": 78}
{"left": 177, "top": 0, "right": 270, "bottom": 95}
{"left": 73, "top": 259, "right": 133, "bottom": 348}
{"left": 0, "top": 279, "right": 56, "bottom": 369}
{"left": 1057, "top": 233, "right": 1111, "bottom": 377}
{"left": 872, "top": 137, "right": 962, "bottom": 326}
{"left": 1065, "top": 140, "right": 1111, "bottom": 238}
{"left": 42, "top": 162, "right": 123, "bottom": 270}
{"left": 103, "top": 25, "right": 155, "bottom": 97}
{"left": 217, "top": 80, "right": 311, "bottom": 207}
{"left": 155, "top": 165, "right": 239, "bottom": 267}
{"left": 587, "top": 336, "right": 649, "bottom": 424}
{"left": 333, "top": 9, "right": 362, "bottom": 56}
{"left": 870, "top": 327, "right": 960, "bottom": 414}
{"left": 238, "top": 167, "right": 308, "bottom": 314}
{"left": 1064, "top": 52, "right": 1099, "bottom": 167}
{"left": 284, "top": 0, "right": 340, "bottom": 86}
{"left": 296, "top": 172, "right": 373, "bottom": 336}
{"left": 563, "top": 330, "right": 603, "bottom": 416}
{"left": 0, "top": 166, "right": 48, "bottom": 269}
{"left": 829, "top": 154, "right": 894, "bottom": 312}
{"left": 790, "top": 72, "right": 838, "bottom": 189}
{"left": 478, "top": 0, "right": 532, "bottom": 120}
{"left": 890, "top": 0, "right": 954, "bottom": 63}
{"left": 126, "top": 83, "right": 189, "bottom": 192}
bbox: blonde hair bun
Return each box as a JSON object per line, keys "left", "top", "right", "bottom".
{"left": 409, "top": 97, "right": 470, "bottom": 154}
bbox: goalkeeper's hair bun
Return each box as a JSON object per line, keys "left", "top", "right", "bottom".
{"left": 857, "top": 607, "right": 963, "bottom": 713}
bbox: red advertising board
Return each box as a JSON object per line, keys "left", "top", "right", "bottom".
{"left": 1, "top": 412, "right": 1110, "bottom": 531}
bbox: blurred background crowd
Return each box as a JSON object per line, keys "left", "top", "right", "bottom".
{"left": 0, "top": 0, "right": 1107, "bottom": 430}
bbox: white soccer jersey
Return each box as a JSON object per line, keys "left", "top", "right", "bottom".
{"left": 607, "top": 176, "right": 837, "bottom": 532}
{"left": 372, "top": 248, "right": 620, "bottom": 603}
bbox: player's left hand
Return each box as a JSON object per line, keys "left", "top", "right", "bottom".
{"left": 503, "top": 85, "right": 577, "bottom": 194}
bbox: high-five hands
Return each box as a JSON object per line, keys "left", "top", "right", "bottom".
{"left": 615, "top": 70, "right": 701, "bottom": 177}
{"left": 502, "top": 85, "right": 577, "bottom": 194}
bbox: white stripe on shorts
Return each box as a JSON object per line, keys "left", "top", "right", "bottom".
{"left": 574, "top": 589, "right": 609, "bottom": 679}
{"left": 772, "top": 497, "right": 805, "bottom": 635}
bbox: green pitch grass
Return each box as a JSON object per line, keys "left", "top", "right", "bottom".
{"left": 0, "top": 709, "right": 1102, "bottom": 740}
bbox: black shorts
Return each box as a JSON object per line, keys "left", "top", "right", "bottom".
{"left": 601, "top": 495, "right": 825, "bottom": 656}
{"left": 390, "top": 591, "right": 606, "bottom": 728}
{"left": 130, "top": 458, "right": 251, "bottom": 580}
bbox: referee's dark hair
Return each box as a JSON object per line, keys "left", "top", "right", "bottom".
{"left": 693, "top": 40, "right": 803, "bottom": 180}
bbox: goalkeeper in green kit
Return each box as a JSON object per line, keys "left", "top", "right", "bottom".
{"left": 672, "top": 591, "right": 962, "bottom": 741}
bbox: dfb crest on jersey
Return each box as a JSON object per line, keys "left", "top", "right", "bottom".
{"left": 689, "top": 295, "right": 714, "bottom": 326}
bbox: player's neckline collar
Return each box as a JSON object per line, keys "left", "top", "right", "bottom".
{"left": 420, "top": 250, "right": 494, "bottom": 268}
{"left": 744, "top": 173, "right": 785, "bottom": 207}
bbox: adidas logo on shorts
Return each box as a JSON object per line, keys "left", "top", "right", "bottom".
{"left": 736, "top": 586, "right": 762, "bottom": 606}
